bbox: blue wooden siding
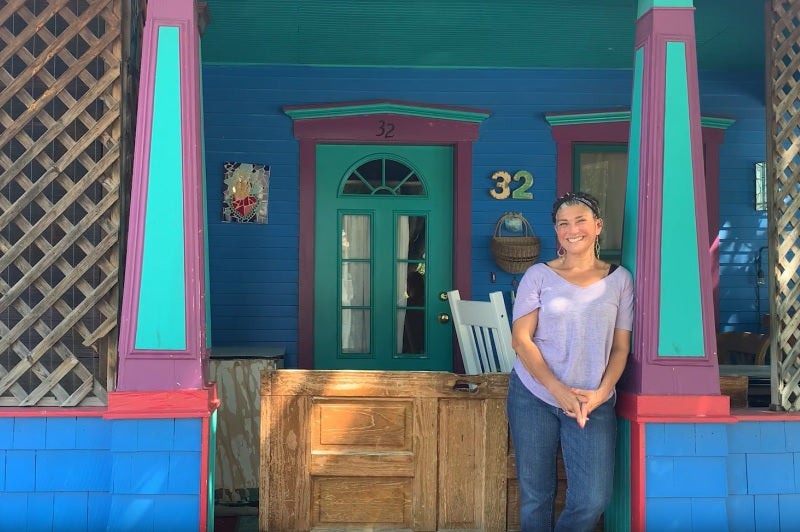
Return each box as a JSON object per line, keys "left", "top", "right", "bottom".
{"left": 0, "top": 416, "right": 202, "bottom": 531}
{"left": 704, "top": 72, "right": 769, "bottom": 334}
{"left": 645, "top": 421, "right": 800, "bottom": 531}
{"left": 646, "top": 423, "right": 729, "bottom": 530}
{"left": 202, "top": 65, "right": 766, "bottom": 367}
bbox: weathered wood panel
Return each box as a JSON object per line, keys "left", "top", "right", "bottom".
{"left": 211, "top": 356, "right": 282, "bottom": 504}
{"left": 262, "top": 370, "right": 514, "bottom": 531}
{"left": 260, "top": 370, "right": 619, "bottom": 531}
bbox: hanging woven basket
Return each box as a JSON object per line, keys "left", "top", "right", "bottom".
{"left": 490, "top": 213, "right": 541, "bottom": 274}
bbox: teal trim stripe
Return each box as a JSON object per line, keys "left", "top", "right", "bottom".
{"left": 701, "top": 116, "right": 736, "bottom": 130}
{"left": 659, "top": 42, "right": 703, "bottom": 356}
{"left": 285, "top": 102, "right": 489, "bottom": 123}
{"left": 135, "top": 26, "right": 187, "bottom": 350}
{"left": 545, "top": 110, "right": 734, "bottom": 130}
{"left": 605, "top": 418, "right": 632, "bottom": 531}
{"left": 207, "top": 410, "right": 218, "bottom": 532}
{"left": 545, "top": 111, "right": 631, "bottom": 126}
{"left": 637, "top": 0, "right": 693, "bottom": 18}
{"left": 622, "top": 48, "right": 644, "bottom": 277}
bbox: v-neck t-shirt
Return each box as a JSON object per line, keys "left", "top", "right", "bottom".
{"left": 511, "top": 262, "right": 634, "bottom": 407}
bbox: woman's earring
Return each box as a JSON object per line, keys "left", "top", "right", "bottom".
{"left": 594, "top": 238, "right": 600, "bottom": 259}
{"left": 557, "top": 246, "right": 566, "bottom": 258}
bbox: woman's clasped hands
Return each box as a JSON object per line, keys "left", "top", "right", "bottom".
{"left": 555, "top": 385, "right": 607, "bottom": 428}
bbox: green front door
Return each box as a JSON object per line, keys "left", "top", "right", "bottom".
{"left": 314, "top": 145, "right": 454, "bottom": 370}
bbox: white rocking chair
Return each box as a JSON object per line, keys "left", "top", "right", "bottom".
{"left": 447, "top": 290, "right": 517, "bottom": 374}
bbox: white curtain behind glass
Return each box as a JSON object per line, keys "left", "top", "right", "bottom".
{"left": 341, "top": 215, "right": 370, "bottom": 352}
{"left": 395, "top": 217, "right": 410, "bottom": 353}
{"left": 579, "top": 152, "right": 627, "bottom": 251}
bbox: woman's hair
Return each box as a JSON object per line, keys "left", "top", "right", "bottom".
{"left": 551, "top": 191, "right": 602, "bottom": 223}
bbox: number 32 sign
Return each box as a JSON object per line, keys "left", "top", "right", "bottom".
{"left": 489, "top": 170, "right": 534, "bottom": 200}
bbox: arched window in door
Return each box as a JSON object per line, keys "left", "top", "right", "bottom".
{"left": 341, "top": 157, "right": 426, "bottom": 196}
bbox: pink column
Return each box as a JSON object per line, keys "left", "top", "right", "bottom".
{"left": 116, "top": 0, "right": 208, "bottom": 391}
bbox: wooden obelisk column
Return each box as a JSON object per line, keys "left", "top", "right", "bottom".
{"left": 116, "top": 0, "right": 208, "bottom": 390}
{"left": 619, "top": 1, "right": 720, "bottom": 396}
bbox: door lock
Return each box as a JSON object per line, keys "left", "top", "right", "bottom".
{"left": 438, "top": 313, "right": 450, "bottom": 324}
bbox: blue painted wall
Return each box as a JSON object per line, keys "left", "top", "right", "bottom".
{"left": 704, "top": 72, "right": 770, "bottom": 334}
{"left": 645, "top": 421, "right": 800, "bottom": 531}
{"left": 0, "top": 416, "right": 202, "bottom": 531}
{"left": 201, "top": 65, "right": 766, "bottom": 367}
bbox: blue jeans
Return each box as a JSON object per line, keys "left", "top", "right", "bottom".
{"left": 507, "top": 369, "right": 616, "bottom": 532}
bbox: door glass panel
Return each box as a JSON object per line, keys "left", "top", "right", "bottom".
{"left": 341, "top": 214, "right": 371, "bottom": 354}
{"left": 396, "top": 215, "right": 427, "bottom": 355}
{"left": 342, "top": 309, "right": 370, "bottom": 353}
{"left": 574, "top": 145, "right": 628, "bottom": 263}
{"left": 385, "top": 159, "right": 423, "bottom": 196}
{"left": 398, "top": 309, "right": 425, "bottom": 354}
{"left": 342, "top": 263, "right": 370, "bottom": 306}
{"left": 398, "top": 216, "right": 426, "bottom": 260}
{"left": 342, "top": 216, "right": 370, "bottom": 258}
{"left": 400, "top": 263, "right": 426, "bottom": 306}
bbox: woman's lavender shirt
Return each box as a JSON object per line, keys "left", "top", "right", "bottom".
{"left": 511, "top": 262, "right": 634, "bottom": 408}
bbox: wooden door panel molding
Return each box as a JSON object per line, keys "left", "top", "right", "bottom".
{"left": 261, "top": 370, "right": 513, "bottom": 531}
{"left": 285, "top": 100, "right": 490, "bottom": 369}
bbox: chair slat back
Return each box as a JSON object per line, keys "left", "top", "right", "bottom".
{"left": 447, "top": 290, "right": 516, "bottom": 374}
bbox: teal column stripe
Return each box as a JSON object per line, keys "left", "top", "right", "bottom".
{"left": 658, "top": 42, "right": 703, "bottom": 356}
{"left": 622, "top": 48, "right": 644, "bottom": 277}
{"left": 637, "top": 0, "right": 693, "bottom": 18}
{"left": 135, "top": 26, "right": 187, "bottom": 350}
{"left": 207, "top": 410, "right": 218, "bottom": 532}
{"left": 605, "top": 418, "right": 632, "bottom": 531}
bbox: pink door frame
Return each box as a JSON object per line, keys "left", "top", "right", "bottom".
{"left": 284, "top": 100, "right": 490, "bottom": 369}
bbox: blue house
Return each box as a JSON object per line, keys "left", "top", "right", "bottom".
{"left": 2, "top": 0, "right": 799, "bottom": 530}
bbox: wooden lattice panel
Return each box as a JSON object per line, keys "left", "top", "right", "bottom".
{"left": 0, "top": 0, "right": 127, "bottom": 406}
{"left": 768, "top": 1, "right": 800, "bottom": 411}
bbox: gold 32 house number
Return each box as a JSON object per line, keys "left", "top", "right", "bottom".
{"left": 489, "top": 170, "right": 534, "bottom": 200}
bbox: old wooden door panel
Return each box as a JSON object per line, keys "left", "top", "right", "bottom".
{"left": 312, "top": 477, "right": 412, "bottom": 526}
{"left": 262, "top": 392, "right": 312, "bottom": 530}
{"left": 437, "top": 397, "right": 508, "bottom": 529}
{"left": 261, "top": 370, "right": 513, "bottom": 531}
{"left": 260, "top": 370, "right": 596, "bottom": 531}
{"left": 309, "top": 397, "right": 429, "bottom": 529}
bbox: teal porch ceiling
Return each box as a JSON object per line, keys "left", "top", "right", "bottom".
{"left": 199, "top": 0, "right": 765, "bottom": 72}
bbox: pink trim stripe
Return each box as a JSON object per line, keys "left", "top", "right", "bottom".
{"left": 105, "top": 386, "right": 219, "bottom": 420}
{"left": 117, "top": 3, "right": 160, "bottom": 369}
{"left": 617, "top": 391, "right": 731, "bottom": 421}
{"left": 631, "top": 419, "right": 645, "bottom": 532}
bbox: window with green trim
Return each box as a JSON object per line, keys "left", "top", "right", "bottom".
{"left": 572, "top": 144, "right": 628, "bottom": 264}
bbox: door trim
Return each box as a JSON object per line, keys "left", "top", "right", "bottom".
{"left": 285, "top": 100, "right": 490, "bottom": 369}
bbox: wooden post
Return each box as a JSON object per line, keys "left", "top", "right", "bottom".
{"left": 117, "top": 0, "right": 208, "bottom": 391}
{"left": 620, "top": 0, "right": 720, "bottom": 397}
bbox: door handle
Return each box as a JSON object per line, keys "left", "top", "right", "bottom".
{"left": 438, "top": 313, "right": 450, "bottom": 324}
